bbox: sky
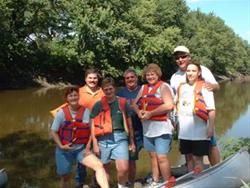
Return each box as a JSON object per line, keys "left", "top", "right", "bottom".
{"left": 185, "top": 0, "right": 250, "bottom": 44}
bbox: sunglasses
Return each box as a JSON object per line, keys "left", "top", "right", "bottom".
{"left": 175, "top": 54, "right": 188, "bottom": 60}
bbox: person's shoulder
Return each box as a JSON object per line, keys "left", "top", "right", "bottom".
{"left": 79, "top": 85, "right": 87, "bottom": 92}
{"left": 56, "top": 108, "right": 64, "bottom": 115}
{"left": 92, "top": 100, "right": 102, "bottom": 108}
{"left": 54, "top": 108, "right": 65, "bottom": 120}
{"left": 200, "top": 65, "right": 212, "bottom": 72}
{"left": 117, "top": 87, "right": 126, "bottom": 96}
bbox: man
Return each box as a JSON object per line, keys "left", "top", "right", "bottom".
{"left": 117, "top": 68, "right": 143, "bottom": 186}
{"left": 91, "top": 77, "right": 135, "bottom": 188}
{"left": 170, "top": 45, "right": 220, "bottom": 166}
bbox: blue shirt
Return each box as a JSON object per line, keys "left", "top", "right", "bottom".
{"left": 117, "top": 86, "right": 143, "bottom": 133}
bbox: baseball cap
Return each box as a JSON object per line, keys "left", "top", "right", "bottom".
{"left": 173, "top": 46, "right": 190, "bottom": 54}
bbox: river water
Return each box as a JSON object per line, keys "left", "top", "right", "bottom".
{"left": 0, "top": 81, "right": 249, "bottom": 187}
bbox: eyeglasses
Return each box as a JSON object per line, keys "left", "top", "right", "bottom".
{"left": 175, "top": 54, "right": 188, "bottom": 60}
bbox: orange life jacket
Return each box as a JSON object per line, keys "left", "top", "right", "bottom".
{"left": 138, "top": 81, "right": 168, "bottom": 121}
{"left": 177, "top": 81, "right": 208, "bottom": 122}
{"left": 50, "top": 103, "right": 68, "bottom": 118}
{"left": 50, "top": 86, "right": 104, "bottom": 118}
{"left": 58, "top": 105, "right": 90, "bottom": 145}
{"left": 193, "top": 81, "right": 209, "bottom": 122}
{"left": 93, "top": 96, "right": 129, "bottom": 137}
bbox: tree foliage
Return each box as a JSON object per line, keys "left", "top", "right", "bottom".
{"left": 0, "top": 0, "right": 249, "bottom": 88}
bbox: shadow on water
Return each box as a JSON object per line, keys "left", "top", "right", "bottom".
{"left": 0, "top": 130, "right": 57, "bottom": 188}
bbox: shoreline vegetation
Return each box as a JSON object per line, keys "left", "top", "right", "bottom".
{"left": 34, "top": 73, "right": 250, "bottom": 89}
{"left": 1, "top": 73, "right": 249, "bottom": 90}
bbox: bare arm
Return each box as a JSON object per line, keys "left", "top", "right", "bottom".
{"left": 127, "top": 117, "right": 136, "bottom": 152}
{"left": 132, "top": 87, "right": 144, "bottom": 119}
{"left": 203, "top": 82, "right": 220, "bottom": 91}
{"left": 84, "top": 135, "right": 92, "bottom": 156}
{"left": 50, "top": 130, "right": 72, "bottom": 150}
{"left": 207, "top": 110, "right": 216, "bottom": 138}
{"left": 91, "top": 118, "right": 100, "bottom": 157}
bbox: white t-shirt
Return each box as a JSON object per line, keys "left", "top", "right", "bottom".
{"left": 170, "top": 65, "right": 218, "bottom": 93}
{"left": 141, "top": 83, "right": 174, "bottom": 137}
{"left": 177, "top": 83, "right": 215, "bottom": 140}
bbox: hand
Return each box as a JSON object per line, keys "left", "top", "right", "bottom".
{"left": 141, "top": 111, "right": 152, "bottom": 120}
{"left": 129, "top": 143, "right": 136, "bottom": 153}
{"left": 60, "top": 143, "right": 72, "bottom": 150}
{"left": 203, "top": 82, "right": 214, "bottom": 91}
{"left": 93, "top": 144, "right": 100, "bottom": 157}
{"left": 137, "top": 110, "right": 145, "bottom": 119}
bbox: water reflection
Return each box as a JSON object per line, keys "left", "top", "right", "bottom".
{"left": 0, "top": 82, "right": 249, "bottom": 187}
{"left": 0, "top": 89, "right": 64, "bottom": 137}
{"left": 222, "top": 105, "right": 250, "bottom": 138}
{"left": 214, "top": 81, "right": 250, "bottom": 137}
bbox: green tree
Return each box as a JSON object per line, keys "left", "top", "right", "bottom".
{"left": 0, "top": 0, "right": 249, "bottom": 88}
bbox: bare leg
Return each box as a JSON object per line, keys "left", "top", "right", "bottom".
{"left": 193, "top": 155, "right": 204, "bottom": 172}
{"left": 185, "top": 154, "right": 194, "bottom": 172}
{"left": 149, "top": 152, "right": 160, "bottom": 182}
{"left": 61, "top": 174, "right": 71, "bottom": 188}
{"left": 115, "top": 159, "right": 129, "bottom": 185}
{"left": 157, "top": 154, "right": 171, "bottom": 181}
{"left": 209, "top": 146, "right": 220, "bottom": 166}
{"left": 81, "top": 154, "right": 109, "bottom": 188}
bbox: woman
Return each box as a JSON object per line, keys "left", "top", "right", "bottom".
{"left": 133, "top": 63, "right": 174, "bottom": 186}
{"left": 50, "top": 68, "right": 104, "bottom": 187}
{"left": 91, "top": 77, "right": 135, "bottom": 188}
{"left": 176, "top": 62, "right": 215, "bottom": 172}
{"left": 50, "top": 87, "right": 109, "bottom": 188}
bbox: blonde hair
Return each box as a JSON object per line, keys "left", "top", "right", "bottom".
{"left": 142, "top": 63, "right": 162, "bottom": 80}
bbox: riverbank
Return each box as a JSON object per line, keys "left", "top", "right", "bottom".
{"left": 33, "top": 73, "right": 250, "bottom": 89}
{"left": 216, "top": 73, "right": 250, "bottom": 83}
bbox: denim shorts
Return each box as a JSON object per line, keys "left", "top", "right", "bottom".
{"left": 143, "top": 134, "right": 172, "bottom": 155}
{"left": 129, "top": 131, "right": 143, "bottom": 160}
{"left": 55, "top": 145, "right": 85, "bottom": 176}
{"left": 210, "top": 135, "right": 217, "bottom": 146}
{"left": 98, "top": 131, "right": 129, "bottom": 164}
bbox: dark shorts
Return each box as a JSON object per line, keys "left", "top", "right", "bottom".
{"left": 129, "top": 131, "right": 143, "bottom": 160}
{"left": 179, "top": 139, "right": 210, "bottom": 156}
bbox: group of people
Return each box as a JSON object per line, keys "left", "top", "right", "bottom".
{"left": 50, "top": 46, "right": 220, "bottom": 188}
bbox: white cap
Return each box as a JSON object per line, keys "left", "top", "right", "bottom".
{"left": 173, "top": 46, "right": 190, "bottom": 54}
